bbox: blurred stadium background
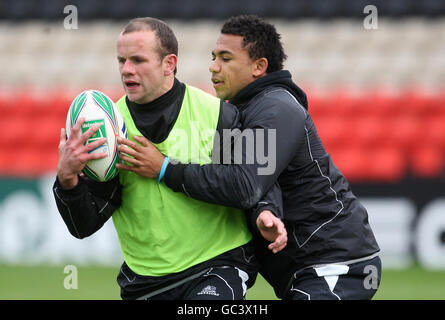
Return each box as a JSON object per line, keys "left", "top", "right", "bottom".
{"left": 1, "top": 0, "right": 445, "bottom": 300}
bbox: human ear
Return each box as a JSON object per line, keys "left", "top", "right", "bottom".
{"left": 163, "top": 54, "right": 177, "bottom": 76}
{"left": 253, "top": 57, "right": 268, "bottom": 78}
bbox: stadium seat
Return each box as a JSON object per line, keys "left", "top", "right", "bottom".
{"left": 388, "top": 114, "right": 422, "bottom": 150}
{"left": 307, "top": 92, "right": 333, "bottom": 120}
{"left": 0, "top": 151, "right": 9, "bottom": 175}
{"left": 13, "top": 91, "right": 46, "bottom": 118}
{"left": 0, "top": 117, "right": 30, "bottom": 149}
{"left": 312, "top": 115, "right": 349, "bottom": 150}
{"left": 9, "top": 150, "right": 42, "bottom": 177}
{"left": 0, "top": 146, "right": 59, "bottom": 177}
{"left": 31, "top": 115, "right": 64, "bottom": 151}
{"left": 351, "top": 115, "right": 387, "bottom": 148}
{"left": 48, "top": 92, "right": 73, "bottom": 118}
{"left": 329, "top": 147, "right": 370, "bottom": 182}
{"left": 366, "top": 147, "right": 407, "bottom": 182}
{"left": 333, "top": 91, "right": 372, "bottom": 119}
{"left": 367, "top": 91, "right": 406, "bottom": 118}
{"left": 1, "top": 18, "right": 445, "bottom": 91}
{"left": 36, "top": 148, "right": 59, "bottom": 174}
{"left": 0, "top": 90, "right": 16, "bottom": 118}
{"left": 422, "top": 114, "right": 445, "bottom": 150}
{"left": 0, "top": 17, "right": 445, "bottom": 181}
{"left": 0, "top": 149, "right": 27, "bottom": 176}
{"left": 410, "top": 145, "right": 445, "bottom": 178}
{"left": 403, "top": 90, "right": 443, "bottom": 116}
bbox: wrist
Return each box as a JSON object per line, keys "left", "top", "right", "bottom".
{"left": 158, "top": 156, "right": 170, "bottom": 183}
{"left": 163, "top": 161, "right": 186, "bottom": 191}
{"left": 57, "top": 172, "right": 79, "bottom": 190}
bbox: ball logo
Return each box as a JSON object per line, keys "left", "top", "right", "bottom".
{"left": 81, "top": 119, "right": 110, "bottom": 156}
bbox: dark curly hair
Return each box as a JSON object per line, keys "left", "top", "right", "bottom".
{"left": 221, "top": 15, "right": 287, "bottom": 73}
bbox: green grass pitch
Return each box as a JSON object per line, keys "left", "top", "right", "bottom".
{"left": 0, "top": 264, "right": 444, "bottom": 300}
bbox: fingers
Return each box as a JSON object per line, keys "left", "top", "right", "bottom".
{"left": 115, "top": 162, "right": 137, "bottom": 172}
{"left": 276, "top": 229, "right": 287, "bottom": 251}
{"left": 133, "top": 135, "right": 149, "bottom": 147}
{"left": 79, "top": 123, "right": 102, "bottom": 146}
{"left": 84, "top": 152, "right": 108, "bottom": 161}
{"left": 261, "top": 215, "right": 273, "bottom": 228}
{"left": 118, "top": 153, "right": 142, "bottom": 167}
{"left": 69, "top": 117, "right": 85, "bottom": 139}
{"left": 85, "top": 137, "right": 107, "bottom": 153}
{"left": 118, "top": 137, "right": 142, "bottom": 152}
{"left": 263, "top": 217, "right": 288, "bottom": 253}
{"left": 117, "top": 136, "right": 151, "bottom": 164}
{"left": 118, "top": 143, "right": 139, "bottom": 159}
{"left": 68, "top": 118, "right": 102, "bottom": 147}
{"left": 268, "top": 233, "right": 287, "bottom": 253}
{"left": 80, "top": 140, "right": 107, "bottom": 162}
{"left": 58, "top": 128, "right": 67, "bottom": 153}
{"left": 257, "top": 210, "right": 274, "bottom": 229}
{"left": 60, "top": 128, "right": 67, "bottom": 144}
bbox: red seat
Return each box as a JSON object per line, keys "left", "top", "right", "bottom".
{"left": 388, "top": 115, "right": 422, "bottom": 150}
{"left": 367, "top": 91, "right": 406, "bottom": 118}
{"left": 329, "top": 146, "right": 370, "bottom": 182}
{"left": 308, "top": 92, "right": 332, "bottom": 120}
{"left": 0, "top": 149, "right": 31, "bottom": 176}
{"left": 0, "top": 90, "right": 16, "bottom": 119}
{"left": 313, "top": 116, "right": 349, "bottom": 151}
{"left": 404, "top": 90, "right": 444, "bottom": 117}
{"left": 331, "top": 146, "right": 407, "bottom": 183}
{"left": 410, "top": 145, "right": 444, "bottom": 178}
{"left": 333, "top": 91, "right": 372, "bottom": 119}
{"left": 3, "top": 148, "right": 58, "bottom": 177}
{"left": 30, "top": 115, "right": 64, "bottom": 151}
{"left": 12, "top": 91, "right": 45, "bottom": 118}
{"left": 0, "top": 151, "right": 10, "bottom": 174}
{"left": 366, "top": 147, "right": 407, "bottom": 182}
{"left": 351, "top": 115, "right": 387, "bottom": 148}
{"left": 423, "top": 114, "right": 445, "bottom": 150}
{"left": 49, "top": 92, "right": 75, "bottom": 119}
{"left": 0, "top": 116, "right": 30, "bottom": 149}
{"left": 34, "top": 148, "right": 59, "bottom": 174}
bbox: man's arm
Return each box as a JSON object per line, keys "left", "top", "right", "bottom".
{"left": 54, "top": 118, "right": 121, "bottom": 239}
{"left": 249, "top": 182, "right": 287, "bottom": 253}
{"left": 164, "top": 95, "right": 306, "bottom": 209}
{"left": 115, "top": 96, "right": 305, "bottom": 209}
{"left": 53, "top": 175, "right": 121, "bottom": 239}
{"left": 249, "top": 181, "right": 284, "bottom": 226}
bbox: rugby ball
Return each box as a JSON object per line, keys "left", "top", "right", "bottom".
{"left": 66, "top": 90, "right": 127, "bottom": 182}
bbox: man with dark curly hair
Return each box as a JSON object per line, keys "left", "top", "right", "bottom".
{"left": 131, "top": 15, "right": 381, "bottom": 300}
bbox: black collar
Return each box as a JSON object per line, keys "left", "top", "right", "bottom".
{"left": 125, "top": 78, "right": 186, "bottom": 143}
{"left": 126, "top": 78, "right": 183, "bottom": 113}
{"left": 229, "top": 70, "right": 308, "bottom": 110}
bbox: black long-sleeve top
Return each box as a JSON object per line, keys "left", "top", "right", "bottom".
{"left": 162, "top": 71, "right": 380, "bottom": 298}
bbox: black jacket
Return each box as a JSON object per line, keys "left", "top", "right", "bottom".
{"left": 164, "top": 70, "right": 380, "bottom": 298}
